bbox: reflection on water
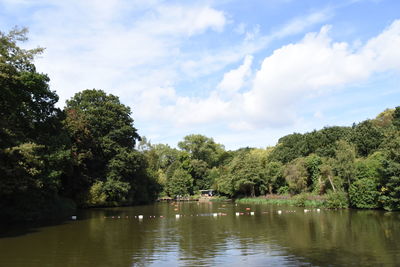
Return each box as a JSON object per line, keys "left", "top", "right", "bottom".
{"left": 1, "top": 202, "right": 400, "bottom": 266}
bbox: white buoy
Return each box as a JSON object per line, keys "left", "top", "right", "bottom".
{"left": 250, "top": 212, "right": 255, "bottom": 216}
{"left": 304, "top": 209, "right": 309, "bottom": 213}
{"left": 176, "top": 214, "right": 180, "bottom": 219}
{"left": 213, "top": 213, "right": 218, "bottom": 217}
{"left": 316, "top": 208, "right": 321, "bottom": 212}
{"left": 138, "top": 215, "right": 144, "bottom": 220}
{"left": 71, "top": 215, "right": 77, "bottom": 220}
{"left": 277, "top": 210, "right": 282, "bottom": 214}
{"left": 235, "top": 212, "right": 240, "bottom": 216}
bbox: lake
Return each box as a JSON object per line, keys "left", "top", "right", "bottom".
{"left": 1, "top": 202, "right": 399, "bottom": 266}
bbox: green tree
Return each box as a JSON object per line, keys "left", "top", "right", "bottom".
{"left": 283, "top": 157, "right": 309, "bottom": 194}
{"left": 0, "top": 28, "right": 72, "bottom": 221}
{"left": 350, "top": 120, "right": 384, "bottom": 157}
{"left": 265, "top": 161, "right": 283, "bottom": 194}
{"left": 63, "top": 89, "right": 150, "bottom": 206}
{"left": 165, "top": 168, "right": 193, "bottom": 198}
{"left": 334, "top": 140, "right": 356, "bottom": 190}
{"left": 349, "top": 178, "right": 379, "bottom": 209}
{"left": 378, "top": 136, "right": 400, "bottom": 211}
{"left": 178, "top": 134, "right": 225, "bottom": 167}
{"left": 305, "top": 154, "right": 323, "bottom": 193}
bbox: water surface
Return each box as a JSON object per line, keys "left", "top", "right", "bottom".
{"left": 1, "top": 202, "right": 399, "bottom": 266}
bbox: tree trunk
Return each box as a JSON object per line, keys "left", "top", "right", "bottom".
{"left": 328, "top": 175, "right": 336, "bottom": 192}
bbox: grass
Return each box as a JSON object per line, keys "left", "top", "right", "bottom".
{"left": 236, "top": 194, "right": 328, "bottom": 208}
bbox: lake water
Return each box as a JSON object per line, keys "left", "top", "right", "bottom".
{"left": 1, "top": 202, "right": 400, "bottom": 266}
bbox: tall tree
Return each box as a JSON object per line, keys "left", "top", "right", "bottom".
{"left": 178, "top": 134, "right": 225, "bottom": 167}
{"left": 0, "top": 28, "right": 70, "bottom": 221}
{"left": 63, "top": 89, "right": 151, "bottom": 206}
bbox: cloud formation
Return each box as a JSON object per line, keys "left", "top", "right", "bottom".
{"left": 147, "top": 20, "right": 400, "bottom": 130}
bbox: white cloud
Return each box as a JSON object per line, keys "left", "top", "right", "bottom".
{"left": 272, "top": 9, "right": 333, "bottom": 39}
{"left": 12, "top": 1, "right": 230, "bottom": 107}
{"left": 135, "top": 5, "right": 227, "bottom": 37}
{"left": 217, "top": 55, "right": 253, "bottom": 94}
{"left": 154, "top": 20, "right": 400, "bottom": 130}
{"left": 239, "top": 20, "right": 400, "bottom": 127}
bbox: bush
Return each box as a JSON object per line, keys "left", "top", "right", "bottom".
{"left": 293, "top": 193, "right": 308, "bottom": 207}
{"left": 277, "top": 186, "right": 289, "bottom": 195}
{"left": 324, "top": 190, "right": 349, "bottom": 209}
{"left": 349, "top": 178, "right": 379, "bottom": 209}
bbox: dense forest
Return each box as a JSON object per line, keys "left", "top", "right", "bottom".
{"left": 1, "top": 28, "right": 400, "bottom": 222}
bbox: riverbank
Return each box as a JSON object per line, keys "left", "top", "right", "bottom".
{"left": 215, "top": 192, "right": 349, "bottom": 209}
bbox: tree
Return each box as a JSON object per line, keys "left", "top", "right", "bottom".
{"left": 350, "top": 120, "right": 384, "bottom": 157}
{"left": 334, "top": 140, "right": 356, "bottom": 190}
{"left": 178, "top": 134, "right": 225, "bottom": 167}
{"left": 378, "top": 136, "right": 400, "bottom": 211}
{"left": 265, "top": 161, "right": 283, "bottom": 194}
{"left": 63, "top": 89, "right": 149, "bottom": 206}
{"left": 0, "top": 28, "right": 71, "bottom": 221}
{"left": 283, "top": 157, "right": 309, "bottom": 194}
{"left": 165, "top": 168, "right": 193, "bottom": 198}
{"left": 187, "top": 159, "right": 210, "bottom": 191}
{"left": 305, "top": 154, "right": 323, "bottom": 193}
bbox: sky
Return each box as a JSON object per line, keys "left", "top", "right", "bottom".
{"left": 1, "top": 0, "right": 400, "bottom": 149}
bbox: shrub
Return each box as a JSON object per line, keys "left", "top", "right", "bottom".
{"left": 324, "top": 190, "right": 349, "bottom": 209}
{"left": 349, "top": 178, "right": 379, "bottom": 209}
{"left": 277, "top": 186, "right": 289, "bottom": 195}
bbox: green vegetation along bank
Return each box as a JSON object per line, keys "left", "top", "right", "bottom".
{"left": 1, "top": 28, "right": 400, "bottom": 222}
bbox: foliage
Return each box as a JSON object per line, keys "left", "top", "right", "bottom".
{"left": 378, "top": 136, "right": 400, "bottom": 211}
{"left": 277, "top": 186, "right": 290, "bottom": 195}
{"left": 283, "top": 157, "right": 309, "bottom": 194}
{"left": 178, "top": 134, "right": 225, "bottom": 167}
{"left": 0, "top": 28, "right": 71, "bottom": 221}
{"left": 350, "top": 120, "right": 384, "bottom": 157}
{"left": 305, "top": 154, "right": 323, "bottom": 193}
{"left": 349, "top": 178, "right": 380, "bottom": 209}
{"left": 334, "top": 140, "right": 356, "bottom": 190}
{"left": 265, "top": 161, "right": 284, "bottom": 194}
{"left": 324, "top": 190, "right": 349, "bottom": 209}
{"left": 165, "top": 168, "right": 193, "bottom": 198}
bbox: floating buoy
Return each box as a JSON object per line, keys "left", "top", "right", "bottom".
{"left": 176, "top": 214, "right": 180, "bottom": 218}
{"left": 160, "top": 216, "right": 164, "bottom": 218}
{"left": 246, "top": 208, "right": 251, "bottom": 211}
{"left": 71, "top": 216, "right": 77, "bottom": 220}
{"left": 235, "top": 212, "right": 240, "bottom": 216}
{"left": 138, "top": 215, "right": 144, "bottom": 220}
{"left": 240, "top": 212, "right": 244, "bottom": 215}
{"left": 304, "top": 209, "right": 309, "bottom": 213}
{"left": 213, "top": 213, "right": 218, "bottom": 217}
{"left": 277, "top": 210, "right": 282, "bottom": 214}
{"left": 316, "top": 209, "right": 321, "bottom": 212}
{"left": 250, "top": 212, "right": 255, "bottom": 216}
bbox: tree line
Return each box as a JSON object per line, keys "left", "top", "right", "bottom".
{"left": 140, "top": 110, "right": 400, "bottom": 211}
{"left": 1, "top": 28, "right": 400, "bottom": 221}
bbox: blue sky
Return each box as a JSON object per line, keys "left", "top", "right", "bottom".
{"left": 1, "top": 0, "right": 399, "bottom": 149}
